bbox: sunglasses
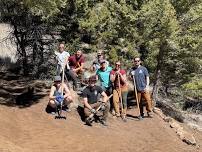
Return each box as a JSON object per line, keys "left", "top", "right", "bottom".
{"left": 134, "top": 60, "right": 140, "bottom": 62}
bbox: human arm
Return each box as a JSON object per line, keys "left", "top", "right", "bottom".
{"left": 73, "top": 56, "right": 85, "bottom": 72}
{"left": 144, "top": 67, "right": 150, "bottom": 91}
{"left": 83, "top": 97, "right": 93, "bottom": 110}
{"left": 64, "top": 54, "right": 70, "bottom": 69}
{"left": 110, "top": 71, "right": 116, "bottom": 82}
{"left": 95, "top": 73, "right": 99, "bottom": 80}
{"left": 145, "top": 76, "right": 150, "bottom": 91}
{"left": 49, "top": 86, "right": 56, "bottom": 100}
{"left": 118, "top": 71, "right": 127, "bottom": 83}
{"left": 63, "top": 83, "right": 71, "bottom": 99}
{"left": 76, "top": 62, "right": 84, "bottom": 71}
{"left": 101, "top": 91, "right": 108, "bottom": 103}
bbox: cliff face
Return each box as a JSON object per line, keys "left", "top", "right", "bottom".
{"left": 0, "top": 23, "right": 17, "bottom": 63}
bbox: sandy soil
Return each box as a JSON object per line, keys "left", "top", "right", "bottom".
{"left": 0, "top": 94, "right": 202, "bottom": 152}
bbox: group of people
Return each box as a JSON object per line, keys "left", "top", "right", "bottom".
{"left": 47, "top": 42, "right": 154, "bottom": 126}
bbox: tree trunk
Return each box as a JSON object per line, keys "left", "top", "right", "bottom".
{"left": 22, "top": 48, "right": 28, "bottom": 76}
{"left": 152, "top": 41, "right": 166, "bottom": 106}
{"left": 13, "top": 25, "right": 29, "bottom": 76}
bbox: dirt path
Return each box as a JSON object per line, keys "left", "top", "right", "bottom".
{"left": 0, "top": 95, "right": 202, "bottom": 152}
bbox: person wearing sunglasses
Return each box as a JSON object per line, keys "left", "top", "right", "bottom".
{"left": 130, "top": 57, "right": 153, "bottom": 119}
{"left": 91, "top": 50, "right": 109, "bottom": 72}
{"left": 110, "top": 61, "right": 128, "bottom": 121}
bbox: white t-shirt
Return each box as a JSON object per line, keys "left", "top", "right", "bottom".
{"left": 55, "top": 51, "right": 70, "bottom": 67}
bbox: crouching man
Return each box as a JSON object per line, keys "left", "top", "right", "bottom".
{"left": 82, "top": 76, "right": 110, "bottom": 126}
{"left": 48, "top": 76, "right": 73, "bottom": 113}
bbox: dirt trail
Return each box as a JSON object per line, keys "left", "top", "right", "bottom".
{"left": 0, "top": 94, "right": 202, "bottom": 152}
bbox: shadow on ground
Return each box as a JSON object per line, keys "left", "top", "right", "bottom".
{"left": 0, "top": 71, "right": 48, "bottom": 108}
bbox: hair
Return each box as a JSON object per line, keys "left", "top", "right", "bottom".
{"left": 133, "top": 57, "right": 141, "bottom": 61}
{"left": 59, "top": 41, "right": 65, "bottom": 44}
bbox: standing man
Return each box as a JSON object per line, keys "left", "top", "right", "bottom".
{"left": 96, "top": 60, "right": 112, "bottom": 94}
{"left": 131, "top": 57, "right": 153, "bottom": 118}
{"left": 110, "top": 61, "right": 128, "bottom": 121}
{"left": 92, "top": 50, "right": 109, "bottom": 71}
{"left": 67, "top": 49, "right": 85, "bottom": 90}
{"left": 82, "top": 76, "right": 110, "bottom": 126}
{"left": 96, "top": 60, "right": 114, "bottom": 114}
{"left": 55, "top": 43, "right": 70, "bottom": 75}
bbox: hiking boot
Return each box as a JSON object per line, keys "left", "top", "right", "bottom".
{"left": 141, "top": 113, "right": 144, "bottom": 118}
{"left": 100, "top": 120, "right": 108, "bottom": 126}
{"left": 147, "top": 112, "right": 153, "bottom": 118}
{"left": 121, "top": 115, "right": 127, "bottom": 122}
{"left": 115, "top": 113, "right": 121, "bottom": 117}
{"left": 111, "top": 110, "right": 116, "bottom": 116}
{"left": 85, "top": 118, "right": 93, "bottom": 126}
{"left": 138, "top": 115, "right": 143, "bottom": 120}
{"left": 62, "top": 105, "right": 71, "bottom": 112}
{"left": 51, "top": 111, "right": 56, "bottom": 115}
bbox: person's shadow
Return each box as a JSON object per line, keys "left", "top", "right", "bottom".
{"left": 77, "top": 105, "right": 86, "bottom": 122}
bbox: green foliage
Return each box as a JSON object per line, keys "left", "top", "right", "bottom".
{"left": 0, "top": 0, "right": 202, "bottom": 104}
{"left": 182, "top": 76, "right": 202, "bottom": 98}
{"left": 108, "top": 47, "right": 118, "bottom": 65}
{"left": 23, "top": 0, "right": 67, "bottom": 20}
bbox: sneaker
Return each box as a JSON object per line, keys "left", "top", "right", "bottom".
{"left": 138, "top": 115, "right": 143, "bottom": 120}
{"left": 100, "top": 120, "right": 108, "bottom": 126}
{"left": 116, "top": 113, "right": 121, "bottom": 117}
{"left": 147, "top": 112, "right": 153, "bottom": 118}
{"left": 111, "top": 110, "right": 116, "bottom": 116}
{"left": 141, "top": 113, "right": 144, "bottom": 118}
{"left": 85, "top": 118, "right": 93, "bottom": 126}
{"left": 62, "top": 105, "right": 71, "bottom": 112}
{"left": 121, "top": 115, "right": 127, "bottom": 122}
{"left": 51, "top": 111, "right": 56, "bottom": 115}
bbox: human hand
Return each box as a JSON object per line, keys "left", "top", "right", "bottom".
{"left": 100, "top": 104, "right": 106, "bottom": 111}
{"left": 56, "top": 95, "right": 64, "bottom": 103}
{"left": 90, "top": 108, "right": 97, "bottom": 114}
{"left": 131, "top": 71, "right": 135, "bottom": 76}
{"left": 72, "top": 68, "right": 76, "bottom": 72}
{"left": 144, "top": 85, "right": 149, "bottom": 92}
{"left": 115, "top": 71, "right": 120, "bottom": 76}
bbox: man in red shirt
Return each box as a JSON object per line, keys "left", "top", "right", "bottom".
{"left": 110, "top": 61, "right": 128, "bottom": 121}
{"left": 66, "top": 49, "right": 85, "bottom": 90}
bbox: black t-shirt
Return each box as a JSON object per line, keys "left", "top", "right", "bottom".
{"left": 82, "top": 86, "right": 103, "bottom": 104}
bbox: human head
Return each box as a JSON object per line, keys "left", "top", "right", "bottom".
{"left": 59, "top": 43, "right": 65, "bottom": 53}
{"left": 100, "top": 60, "right": 107, "bottom": 70}
{"left": 88, "top": 75, "right": 97, "bottom": 87}
{"left": 97, "top": 50, "right": 105, "bottom": 60}
{"left": 133, "top": 57, "right": 141, "bottom": 67}
{"left": 76, "top": 50, "right": 82, "bottom": 58}
{"left": 115, "top": 61, "right": 121, "bottom": 70}
{"left": 97, "top": 50, "right": 103, "bottom": 57}
{"left": 54, "top": 76, "right": 62, "bottom": 87}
